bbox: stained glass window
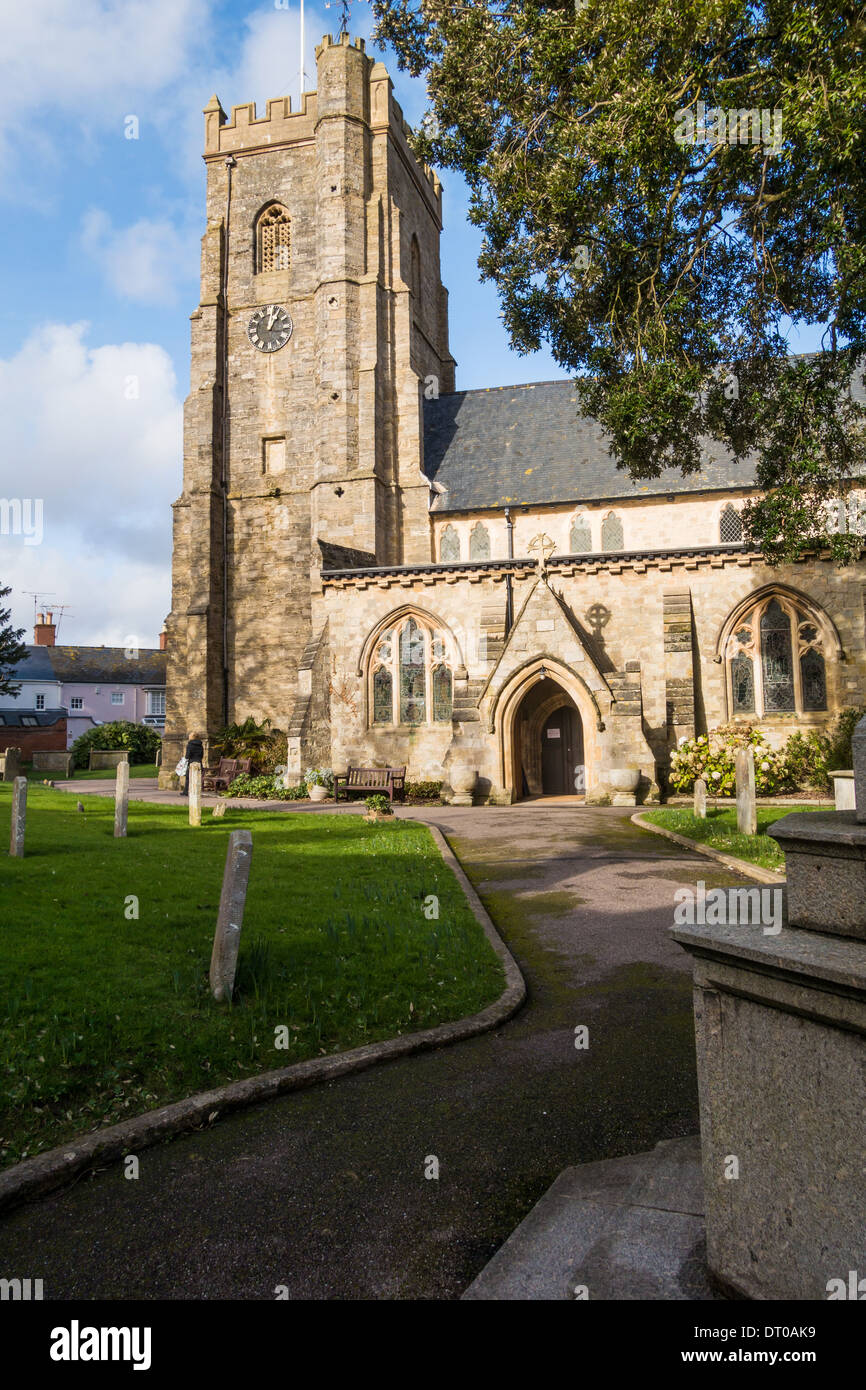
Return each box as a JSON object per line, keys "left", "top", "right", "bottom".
{"left": 373, "top": 666, "right": 392, "bottom": 724}
{"left": 601, "top": 512, "right": 624, "bottom": 551}
{"left": 800, "top": 647, "right": 827, "bottom": 711}
{"left": 432, "top": 664, "right": 452, "bottom": 722}
{"left": 570, "top": 516, "right": 592, "bottom": 552}
{"left": 469, "top": 523, "right": 490, "bottom": 559}
{"left": 760, "top": 599, "right": 795, "bottom": 712}
{"left": 440, "top": 526, "right": 460, "bottom": 562}
{"left": 400, "top": 619, "right": 426, "bottom": 724}
{"left": 731, "top": 654, "right": 755, "bottom": 713}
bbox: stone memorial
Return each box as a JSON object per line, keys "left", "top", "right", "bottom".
{"left": 9, "top": 776, "right": 26, "bottom": 857}
{"left": 114, "top": 760, "right": 129, "bottom": 839}
{"left": 693, "top": 777, "right": 707, "bottom": 819}
{"left": 2, "top": 747, "right": 22, "bottom": 783}
{"left": 734, "top": 746, "right": 756, "bottom": 836}
{"left": 188, "top": 762, "right": 202, "bottom": 827}
{"left": 853, "top": 713, "right": 866, "bottom": 824}
{"left": 209, "top": 830, "right": 253, "bottom": 1002}
{"left": 32, "top": 751, "right": 74, "bottom": 778}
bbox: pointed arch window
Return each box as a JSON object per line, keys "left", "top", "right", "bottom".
{"left": 256, "top": 204, "right": 291, "bottom": 273}
{"left": 720, "top": 503, "right": 743, "bottom": 543}
{"left": 469, "top": 522, "right": 490, "bottom": 559}
{"left": 440, "top": 525, "right": 460, "bottom": 562}
{"left": 569, "top": 514, "right": 592, "bottom": 553}
{"left": 410, "top": 234, "right": 421, "bottom": 304}
{"left": 368, "top": 615, "right": 454, "bottom": 726}
{"left": 601, "top": 512, "right": 624, "bottom": 551}
{"left": 725, "top": 594, "right": 827, "bottom": 718}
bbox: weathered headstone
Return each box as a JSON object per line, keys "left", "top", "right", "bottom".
{"left": 9, "top": 776, "right": 26, "bottom": 857}
{"left": 2, "top": 747, "right": 22, "bottom": 783}
{"left": 212, "top": 802, "right": 226, "bottom": 819}
{"left": 209, "top": 830, "right": 253, "bottom": 1001}
{"left": 853, "top": 713, "right": 866, "bottom": 823}
{"left": 693, "top": 777, "right": 707, "bottom": 819}
{"left": 114, "top": 760, "right": 129, "bottom": 838}
{"left": 735, "top": 746, "right": 756, "bottom": 836}
{"left": 188, "top": 762, "right": 202, "bottom": 827}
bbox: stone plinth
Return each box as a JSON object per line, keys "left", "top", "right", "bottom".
{"left": 830, "top": 771, "right": 855, "bottom": 811}
{"left": 769, "top": 811, "right": 866, "bottom": 940}
{"left": 672, "top": 917, "right": 866, "bottom": 1300}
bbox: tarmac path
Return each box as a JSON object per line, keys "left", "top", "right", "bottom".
{"left": 0, "top": 804, "right": 744, "bottom": 1300}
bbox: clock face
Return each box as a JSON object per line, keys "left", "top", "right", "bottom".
{"left": 248, "top": 304, "right": 293, "bottom": 353}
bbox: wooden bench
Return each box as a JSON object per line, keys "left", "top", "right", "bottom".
{"left": 334, "top": 765, "right": 406, "bottom": 803}
{"left": 202, "top": 757, "right": 252, "bottom": 792}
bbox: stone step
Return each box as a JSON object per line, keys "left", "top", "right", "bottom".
{"left": 462, "top": 1135, "right": 721, "bottom": 1301}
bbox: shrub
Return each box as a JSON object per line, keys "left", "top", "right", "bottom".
{"left": 405, "top": 780, "right": 443, "bottom": 802}
{"left": 365, "top": 793, "right": 393, "bottom": 815}
{"left": 222, "top": 773, "right": 307, "bottom": 801}
{"left": 783, "top": 730, "right": 830, "bottom": 791}
{"left": 71, "top": 721, "right": 161, "bottom": 769}
{"left": 305, "top": 767, "right": 334, "bottom": 789}
{"left": 212, "top": 718, "right": 281, "bottom": 772}
{"left": 669, "top": 725, "right": 790, "bottom": 796}
{"left": 825, "top": 705, "right": 866, "bottom": 770}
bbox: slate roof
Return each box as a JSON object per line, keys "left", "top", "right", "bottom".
{"left": 10, "top": 647, "right": 167, "bottom": 686}
{"left": 0, "top": 709, "right": 66, "bottom": 726}
{"left": 423, "top": 379, "right": 759, "bottom": 512}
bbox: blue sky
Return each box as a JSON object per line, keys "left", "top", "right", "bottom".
{"left": 0, "top": 0, "right": 822, "bottom": 650}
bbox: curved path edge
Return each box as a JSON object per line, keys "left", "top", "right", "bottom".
{"left": 0, "top": 820, "right": 526, "bottom": 1216}
{"left": 631, "top": 811, "right": 785, "bottom": 885}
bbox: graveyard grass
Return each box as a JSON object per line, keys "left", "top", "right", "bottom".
{"left": 0, "top": 784, "right": 505, "bottom": 1168}
{"left": 643, "top": 805, "right": 826, "bottom": 871}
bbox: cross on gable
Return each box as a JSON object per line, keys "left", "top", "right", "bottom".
{"left": 528, "top": 533, "right": 557, "bottom": 570}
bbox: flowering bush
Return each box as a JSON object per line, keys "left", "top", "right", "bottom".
{"left": 669, "top": 725, "right": 790, "bottom": 795}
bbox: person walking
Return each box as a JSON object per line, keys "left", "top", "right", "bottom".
{"left": 181, "top": 731, "right": 204, "bottom": 797}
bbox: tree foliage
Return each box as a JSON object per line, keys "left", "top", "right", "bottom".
{"left": 374, "top": 0, "right": 866, "bottom": 561}
{"left": 0, "top": 585, "right": 27, "bottom": 696}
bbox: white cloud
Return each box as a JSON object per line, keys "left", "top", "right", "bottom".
{"left": 81, "top": 209, "right": 194, "bottom": 305}
{"left": 0, "top": 322, "right": 180, "bottom": 645}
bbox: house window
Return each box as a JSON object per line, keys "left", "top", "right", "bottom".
{"left": 440, "top": 525, "right": 460, "bottom": 562}
{"left": 569, "top": 514, "right": 592, "bottom": 553}
{"left": 256, "top": 204, "right": 291, "bottom": 273}
{"left": 35, "top": 693, "right": 45, "bottom": 710}
{"left": 370, "top": 615, "right": 454, "bottom": 726}
{"left": 469, "top": 522, "right": 490, "bottom": 559}
{"left": 111, "top": 692, "right": 124, "bottom": 706}
{"left": 601, "top": 512, "right": 624, "bottom": 551}
{"left": 21, "top": 716, "right": 38, "bottom": 726}
{"left": 726, "top": 594, "right": 827, "bottom": 718}
{"left": 146, "top": 690, "right": 166, "bottom": 718}
{"left": 70, "top": 697, "right": 83, "bottom": 711}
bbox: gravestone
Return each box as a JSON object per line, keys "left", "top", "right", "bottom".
{"left": 114, "top": 760, "right": 129, "bottom": 838}
{"left": 853, "top": 714, "right": 866, "bottom": 823}
{"left": 209, "top": 830, "right": 253, "bottom": 1001}
{"left": 32, "top": 751, "right": 74, "bottom": 777}
{"left": 9, "top": 776, "right": 26, "bottom": 857}
{"left": 734, "top": 746, "right": 756, "bottom": 836}
{"left": 693, "top": 778, "right": 707, "bottom": 819}
{"left": 189, "top": 762, "right": 202, "bottom": 827}
{"left": 2, "top": 747, "right": 22, "bottom": 783}
{"left": 89, "top": 749, "right": 130, "bottom": 771}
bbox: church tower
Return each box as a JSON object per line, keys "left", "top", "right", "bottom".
{"left": 160, "top": 34, "right": 455, "bottom": 780}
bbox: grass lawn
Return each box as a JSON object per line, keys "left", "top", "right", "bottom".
{"left": 24, "top": 763, "right": 159, "bottom": 782}
{"left": 0, "top": 785, "right": 504, "bottom": 1167}
{"left": 642, "top": 804, "right": 826, "bottom": 871}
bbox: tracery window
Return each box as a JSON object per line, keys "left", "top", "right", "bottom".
{"left": 370, "top": 616, "right": 454, "bottom": 726}
{"left": 256, "top": 204, "right": 291, "bottom": 273}
{"left": 569, "top": 514, "right": 592, "bottom": 553}
{"left": 720, "top": 503, "right": 744, "bottom": 543}
{"left": 469, "top": 522, "right": 490, "bottom": 559}
{"left": 601, "top": 511, "right": 624, "bottom": 551}
{"left": 726, "top": 594, "right": 827, "bottom": 717}
{"left": 440, "top": 525, "right": 460, "bottom": 562}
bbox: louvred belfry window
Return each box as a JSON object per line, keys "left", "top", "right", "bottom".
{"left": 256, "top": 205, "right": 291, "bottom": 273}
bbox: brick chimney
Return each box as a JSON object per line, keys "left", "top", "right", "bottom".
{"left": 159, "top": 622, "right": 167, "bottom": 652}
{"left": 34, "top": 611, "right": 56, "bottom": 646}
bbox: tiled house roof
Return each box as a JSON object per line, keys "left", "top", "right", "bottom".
{"left": 11, "top": 647, "right": 167, "bottom": 685}
{"left": 423, "top": 379, "right": 759, "bottom": 512}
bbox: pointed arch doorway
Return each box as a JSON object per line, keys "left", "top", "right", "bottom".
{"left": 513, "top": 677, "right": 585, "bottom": 799}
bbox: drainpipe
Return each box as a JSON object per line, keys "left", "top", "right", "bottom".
{"left": 220, "top": 154, "right": 236, "bottom": 728}
{"left": 504, "top": 506, "right": 514, "bottom": 633}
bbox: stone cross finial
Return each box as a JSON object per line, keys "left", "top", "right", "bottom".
{"left": 528, "top": 533, "right": 556, "bottom": 571}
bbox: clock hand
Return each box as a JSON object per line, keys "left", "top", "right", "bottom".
{"left": 267, "top": 306, "right": 278, "bottom": 330}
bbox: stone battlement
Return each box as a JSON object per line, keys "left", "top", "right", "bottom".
{"left": 203, "top": 31, "right": 441, "bottom": 204}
